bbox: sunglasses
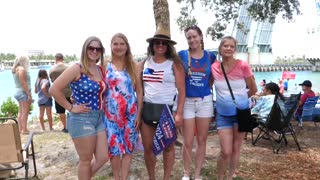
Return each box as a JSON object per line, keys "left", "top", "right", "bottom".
{"left": 154, "top": 41, "right": 168, "bottom": 46}
{"left": 87, "top": 46, "right": 102, "bottom": 52}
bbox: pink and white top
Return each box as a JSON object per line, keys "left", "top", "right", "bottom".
{"left": 211, "top": 60, "right": 253, "bottom": 116}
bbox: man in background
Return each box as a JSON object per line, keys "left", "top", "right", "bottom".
{"left": 49, "top": 53, "right": 71, "bottom": 133}
{"left": 296, "top": 80, "right": 316, "bottom": 126}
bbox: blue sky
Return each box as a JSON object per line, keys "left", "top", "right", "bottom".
{"left": 0, "top": 0, "right": 319, "bottom": 57}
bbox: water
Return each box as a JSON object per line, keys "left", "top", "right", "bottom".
{"left": 1, "top": 69, "right": 320, "bottom": 119}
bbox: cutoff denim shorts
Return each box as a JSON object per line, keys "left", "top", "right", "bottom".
{"left": 67, "top": 110, "right": 105, "bottom": 138}
{"left": 216, "top": 113, "right": 238, "bottom": 130}
{"left": 184, "top": 94, "right": 214, "bottom": 119}
{"left": 14, "top": 89, "right": 28, "bottom": 102}
{"left": 38, "top": 98, "right": 53, "bottom": 107}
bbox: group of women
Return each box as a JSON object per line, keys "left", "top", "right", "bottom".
{"left": 12, "top": 25, "right": 258, "bottom": 180}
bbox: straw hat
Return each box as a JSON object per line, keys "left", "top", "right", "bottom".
{"left": 146, "top": 27, "right": 176, "bottom": 45}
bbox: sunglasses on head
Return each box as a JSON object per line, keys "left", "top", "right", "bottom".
{"left": 87, "top": 46, "right": 102, "bottom": 52}
{"left": 153, "top": 41, "right": 168, "bottom": 46}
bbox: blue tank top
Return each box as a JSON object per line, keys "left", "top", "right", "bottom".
{"left": 69, "top": 64, "right": 106, "bottom": 110}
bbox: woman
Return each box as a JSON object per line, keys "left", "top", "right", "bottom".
{"left": 211, "top": 36, "right": 257, "bottom": 180}
{"left": 140, "top": 29, "right": 185, "bottom": 180}
{"left": 12, "top": 56, "right": 32, "bottom": 134}
{"left": 251, "top": 82, "right": 286, "bottom": 123}
{"left": 179, "top": 25, "right": 216, "bottom": 180}
{"left": 35, "top": 69, "right": 53, "bottom": 131}
{"left": 104, "top": 33, "right": 143, "bottom": 180}
{"left": 49, "top": 36, "right": 108, "bottom": 180}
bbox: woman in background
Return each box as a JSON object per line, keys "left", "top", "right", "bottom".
{"left": 104, "top": 33, "right": 143, "bottom": 180}
{"left": 211, "top": 36, "right": 257, "bottom": 180}
{"left": 12, "top": 56, "right": 32, "bottom": 134}
{"left": 35, "top": 69, "right": 53, "bottom": 131}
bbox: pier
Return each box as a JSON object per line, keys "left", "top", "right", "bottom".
{"left": 250, "top": 64, "right": 312, "bottom": 72}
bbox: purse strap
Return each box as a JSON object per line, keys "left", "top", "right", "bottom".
{"left": 221, "top": 63, "right": 237, "bottom": 106}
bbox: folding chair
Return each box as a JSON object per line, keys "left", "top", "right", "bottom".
{"left": 296, "top": 96, "right": 319, "bottom": 127}
{"left": 0, "top": 117, "right": 37, "bottom": 179}
{"left": 252, "top": 93, "right": 301, "bottom": 153}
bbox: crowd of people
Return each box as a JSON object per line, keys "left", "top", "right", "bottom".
{"left": 10, "top": 25, "right": 317, "bottom": 180}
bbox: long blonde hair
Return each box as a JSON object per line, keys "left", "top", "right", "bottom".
{"left": 80, "top": 36, "right": 105, "bottom": 75}
{"left": 12, "top": 56, "right": 30, "bottom": 73}
{"left": 111, "top": 33, "right": 137, "bottom": 86}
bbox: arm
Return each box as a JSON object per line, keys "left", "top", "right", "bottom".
{"left": 41, "top": 80, "right": 51, "bottom": 98}
{"left": 134, "top": 61, "right": 144, "bottom": 130}
{"left": 17, "top": 67, "right": 32, "bottom": 101}
{"left": 245, "top": 75, "right": 258, "bottom": 97}
{"left": 173, "top": 61, "right": 186, "bottom": 127}
{"left": 49, "top": 64, "right": 80, "bottom": 112}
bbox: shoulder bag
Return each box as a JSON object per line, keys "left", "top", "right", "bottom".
{"left": 221, "top": 63, "right": 257, "bottom": 132}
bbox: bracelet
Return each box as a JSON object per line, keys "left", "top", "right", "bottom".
{"left": 69, "top": 105, "right": 73, "bottom": 112}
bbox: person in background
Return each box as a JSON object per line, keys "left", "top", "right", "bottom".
{"left": 49, "top": 53, "right": 72, "bottom": 133}
{"left": 49, "top": 36, "right": 108, "bottom": 180}
{"left": 35, "top": 69, "right": 53, "bottom": 131}
{"left": 179, "top": 25, "right": 216, "bottom": 180}
{"left": 251, "top": 82, "right": 286, "bottom": 123}
{"left": 259, "top": 79, "right": 266, "bottom": 94}
{"left": 140, "top": 28, "right": 185, "bottom": 180}
{"left": 211, "top": 36, "right": 257, "bottom": 180}
{"left": 296, "top": 80, "right": 316, "bottom": 121}
{"left": 278, "top": 79, "right": 285, "bottom": 95}
{"left": 284, "top": 78, "right": 289, "bottom": 91}
{"left": 104, "top": 33, "right": 143, "bottom": 180}
{"left": 12, "top": 56, "right": 32, "bottom": 134}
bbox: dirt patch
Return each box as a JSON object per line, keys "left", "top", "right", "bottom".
{"left": 13, "top": 121, "right": 320, "bottom": 179}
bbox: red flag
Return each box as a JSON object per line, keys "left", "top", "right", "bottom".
{"left": 282, "top": 71, "right": 296, "bottom": 80}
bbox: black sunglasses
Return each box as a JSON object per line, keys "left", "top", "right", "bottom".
{"left": 87, "top": 46, "right": 102, "bottom": 52}
{"left": 154, "top": 41, "right": 168, "bottom": 46}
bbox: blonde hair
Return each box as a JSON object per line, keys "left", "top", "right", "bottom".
{"left": 111, "top": 33, "right": 137, "bottom": 86}
{"left": 12, "top": 56, "right": 30, "bottom": 73}
{"left": 218, "top": 36, "right": 238, "bottom": 55}
{"left": 80, "top": 36, "right": 105, "bottom": 75}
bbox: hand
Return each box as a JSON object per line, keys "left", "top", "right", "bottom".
{"left": 134, "top": 118, "right": 142, "bottom": 131}
{"left": 71, "top": 103, "right": 91, "bottom": 113}
{"left": 174, "top": 113, "right": 183, "bottom": 127}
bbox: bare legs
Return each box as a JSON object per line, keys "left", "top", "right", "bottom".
{"left": 110, "top": 154, "right": 132, "bottom": 180}
{"left": 73, "top": 130, "right": 108, "bottom": 180}
{"left": 59, "top": 113, "right": 67, "bottom": 129}
{"left": 38, "top": 106, "right": 53, "bottom": 131}
{"left": 183, "top": 117, "right": 211, "bottom": 179}
{"left": 217, "top": 127, "right": 244, "bottom": 180}
{"left": 17, "top": 100, "right": 30, "bottom": 133}
{"left": 141, "top": 121, "right": 175, "bottom": 180}
{"left": 140, "top": 122, "right": 157, "bottom": 180}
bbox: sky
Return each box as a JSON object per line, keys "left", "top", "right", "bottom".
{"left": 0, "top": 0, "right": 319, "bottom": 58}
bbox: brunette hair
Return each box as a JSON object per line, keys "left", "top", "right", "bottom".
{"left": 265, "top": 82, "right": 285, "bottom": 101}
{"left": 184, "top": 25, "right": 204, "bottom": 50}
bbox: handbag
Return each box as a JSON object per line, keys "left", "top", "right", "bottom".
{"left": 221, "top": 63, "right": 256, "bottom": 132}
{"left": 142, "top": 102, "right": 173, "bottom": 127}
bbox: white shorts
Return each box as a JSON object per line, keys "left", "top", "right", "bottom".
{"left": 183, "top": 95, "right": 214, "bottom": 119}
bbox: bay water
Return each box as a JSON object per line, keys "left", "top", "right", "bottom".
{"left": 0, "top": 68, "right": 320, "bottom": 119}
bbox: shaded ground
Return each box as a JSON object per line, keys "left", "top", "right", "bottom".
{"left": 14, "top": 120, "right": 320, "bottom": 180}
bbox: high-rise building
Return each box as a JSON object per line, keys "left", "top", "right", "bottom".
{"left": 232, "top": 4, "right": 274, "bottom": 65}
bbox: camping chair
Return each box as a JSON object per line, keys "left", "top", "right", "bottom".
{"left": 252, "top": 93, "right": 301, "bottom": 153}
{"left": 0, "top": 117, "right": 37, "bottom": 179}
{"left": 296, "top": 96, "right": 319, "bottom": 127}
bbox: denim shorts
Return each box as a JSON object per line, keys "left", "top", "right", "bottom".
{"left": 216, "top": 113, "right": 238, "bottom": 130}
{"left": 14, "top": 89, "right": 28, "bottom": 102}
{"left": 38, "top": 98, "right": 53, "bottom": 107}
{"left": 67, "top": 110, "right": 105, "bottom": 138}
{"left": 184, "top": 94, "right": 214, "bottom": 119}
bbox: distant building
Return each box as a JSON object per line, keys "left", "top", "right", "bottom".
{"left": 28, "top": 50, "right": 44, "bottom": 57}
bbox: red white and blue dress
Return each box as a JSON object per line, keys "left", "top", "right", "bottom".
{"left": 104, "top": 63, "right": 138, "bottom": 158}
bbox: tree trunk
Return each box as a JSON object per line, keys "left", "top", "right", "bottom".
{"left": 153, "top": 0, "right": 170, "bottom": 32}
